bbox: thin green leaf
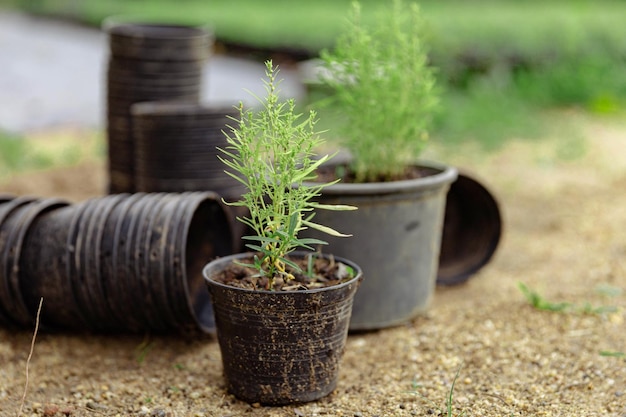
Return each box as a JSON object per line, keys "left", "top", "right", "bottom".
{"left": 310, "top": 202, "right": 358, "bottom": 211}
{"left": 302, "top": 219, "right": 352, "bottom": 237}
{"left": 280, "top": 256, "right": 302, "bottom": 273}
{"left": 599, "top": 350, "right": 625, "bottom": 358}
{"left": 297, "top": 237, "right": 329, "bottom": 246}
{"left": 243, "top": 235, "right": 281, "bottom": 244}
{"left": 287, "top": 211, "right": 300, "bottom": 236}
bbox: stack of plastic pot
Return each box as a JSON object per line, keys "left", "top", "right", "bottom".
{"left": 0, "top": 192, "right": 233, "bottom": 334}
{"left": 131, "top": 101, "right": 244, "bottom": 199}
{"left": 131, "top": 101, "right": 248, "bottom": 251}
{"left": 104, "top": 19, "right": 213, "bottom": 193}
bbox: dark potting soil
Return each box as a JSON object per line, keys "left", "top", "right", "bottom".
{"left": 315, "top": 163, "right": 438, "bottom": 183}
{"left": 210, "top": 253, "right": 355, "bottom": 291}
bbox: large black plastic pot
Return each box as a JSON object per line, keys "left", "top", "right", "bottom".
{"left": 303, "top": 161, "right": 457, "bottom": 331}
{"left": 203, "top": 252, "right": 363, "bottom": 405}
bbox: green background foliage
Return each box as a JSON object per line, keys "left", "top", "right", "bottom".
{"left": 2, "top": 0, "right": 625, "bottom": 170}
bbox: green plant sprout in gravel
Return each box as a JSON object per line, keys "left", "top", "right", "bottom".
{"left": 318, "top": 0, "right": 438, "bottom": 182}
{"left": 218, "top": 60, "right": 356, "bottom": 290}
{"left": 410, "top": 365, "right": 467, "bottom": 417}
{"left": 599, "top": 350, "right": 625, "bottom": 358}
{"left": 518, "top": 282, "right": 618, "bottom": 315}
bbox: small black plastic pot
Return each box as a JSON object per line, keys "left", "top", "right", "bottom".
{"left": 20, "top": 204, "right": 86, "bottom": 330}
{"left": 1, "top": 198, "right": 70, "bottom": 327}
{"left": 204, "top": 252, "right": 363, "bottom": 405}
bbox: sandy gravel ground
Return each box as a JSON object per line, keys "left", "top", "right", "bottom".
{"left": 0, "top": 112, "right": 625, "bottom": 416}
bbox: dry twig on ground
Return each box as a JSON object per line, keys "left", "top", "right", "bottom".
{"left": 17, "top": 297, "right": 43, "bottom": 417}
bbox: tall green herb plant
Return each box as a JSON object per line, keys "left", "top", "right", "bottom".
{"left": 219, "top": 61, "right": 355, "bottom": 289}
{"left": 319, "top": 0, "right": 438, "bottom": 182}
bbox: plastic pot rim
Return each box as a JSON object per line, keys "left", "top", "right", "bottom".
{"left": 203, "top": 251, "right": 363, "bottom": 295}
{"left": 302, "top": 160, "right": 458, "bottom": 196}
{"left": 103, "top": 16, "right": 213, "bottom": 43}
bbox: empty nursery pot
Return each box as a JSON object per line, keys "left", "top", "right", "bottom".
{"left": 0, "top": 197, "right": 70, "bottom": 327}
{"left": 21, "top": 192, "right": 234, "bottom": 334}
{"left": 437, "top": 172, "right": 502, "bottom": 286}
{"left": 20, "top": 204, "right": 86, "bottom": 330}
{"left": 204, "top": 252, "right": 363, "bottom": 405}
{"left": 0, "top": 196, "right": 37, "bottom": 326}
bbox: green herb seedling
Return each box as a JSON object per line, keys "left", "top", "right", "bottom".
{"left": 219, "top": 60, "right": 356, "bottom": 290}
{"left": 319, "top": 0, "right": 438, "bottom": 182}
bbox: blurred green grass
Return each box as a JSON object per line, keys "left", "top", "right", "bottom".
{"left": 13, "top": 0, "right": 626, "bottom": 105}
{"left": 2, "top": 0, "right": 625, "bottom": 170}
{"left": 12, "top": 0, "right": 626, "bottom": 68}
{"left": 0, "top": 131, "right": 59, "bottom": 178}
{"left": 0, "top": 129, "right": 103, "bottom": 180}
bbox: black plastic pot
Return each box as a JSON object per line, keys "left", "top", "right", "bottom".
{"left": 20, "top": 204, "right": 85, "bottom": 330}
{"left": 0, "top": 196, "right": 38, "bottom": 326}
{"left": 437, "top": 171, "right": 502, "bottom": 286}
{"left": 204, "top": 252, "right": 363, "bottom": 405}
{"left": 1, "top": 197, "right": 70, "bottom": 327}
{"left": 302, "top": 161, "right": 458, "bottom": 331}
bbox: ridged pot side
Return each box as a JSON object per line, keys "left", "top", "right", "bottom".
{"left": 203, "top": 252, "right": 363, "bottom": 405}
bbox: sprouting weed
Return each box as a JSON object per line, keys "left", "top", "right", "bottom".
{"left": 409, "top": 365, "right": 466, "bottom": 417}
{"left": 517, "top": 282, "right": 571, "bottom": 312}
{"left": 599, "top": 350, "right": 625, "bottom": 358}
{"left": 135, "top": 337, "right": 154, "bottom": 365}
{"left": 517, "top": 282, "right": 617, "bottom": 315}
